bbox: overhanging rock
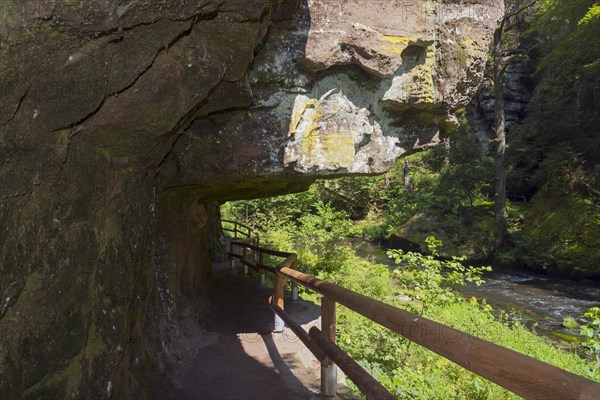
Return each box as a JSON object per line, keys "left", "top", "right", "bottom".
{"left": 162, "top": 0, "right": 504, "bottom": 187}
{"left": 0, "top": 1, "right": 503, "bottom": 398}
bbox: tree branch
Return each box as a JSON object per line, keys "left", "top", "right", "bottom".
{"left": 501, "top": 1, "right": 537, "bottom": 30}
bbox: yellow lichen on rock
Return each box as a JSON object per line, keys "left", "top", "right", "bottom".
{"left": 380, "top": 35, "right": 411, "bottom": 45}
{"left": 285, "top": 91, "right": 371, "bottom": 172}
{"left": 288, "top": 96, "right": 316, "bottom": 137}
{"left": 304, "top": 131, "right": 356, "bottom": 170}
{"left": 377, "top": 35, "right": 411, "bottom": 56}
{"left": 383, "top": 44, "right": 436, "bottom": 105}
{"left": 418, "top": 46, "right": 436, "bottom": 103}
{"left": 295, "top": 103, "right": 356, "bottom": 170}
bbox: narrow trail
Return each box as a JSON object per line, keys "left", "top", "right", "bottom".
{"left": 171, "top": 259, "right": 333, "bottom": 400}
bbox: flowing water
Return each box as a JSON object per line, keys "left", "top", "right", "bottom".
{"left": 454, "top": 270, "right": 599, "bottom": 335}
{"left": 351, "top": 239, "right": 600, "bottom": 339}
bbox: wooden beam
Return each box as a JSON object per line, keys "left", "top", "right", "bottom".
{"left": 310, "top": 327, "right": 396, "bottom": 400}
{"left": 268, "top": 298, "right": 326, "bottom": 362}
{"left": 230, "top": 240, "right": 292, "bottom": 258}
{"left": 280, "top": 267, "right": 600, "bottom": 400}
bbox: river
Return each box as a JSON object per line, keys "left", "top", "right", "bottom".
{"left": 351, "top": 239, "right": 600, "bottom": 340}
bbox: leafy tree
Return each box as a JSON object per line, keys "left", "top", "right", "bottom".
{"left": 432, "top": 124, "right": 494, "bottom": 209}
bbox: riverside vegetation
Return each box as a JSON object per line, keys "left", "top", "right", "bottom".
{"left": 221, "top": 185, "right": 599, "bottom": 398}
{"left": 221, "top": 1, "right": 600, "bottom": 396}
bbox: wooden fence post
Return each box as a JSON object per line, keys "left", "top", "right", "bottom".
{"left": 273, "top": 272, "right": 285, "bottom": 332}
{"left": 291, "top": 282, "right": 298, "bottom": 302}
{"left": 229, "top": 239, "right": 235, "bottom": 270}
{"left": 259, "top": 251, "right": 265, "bottom": 287}
{"left": 290, "top": 260, "right": 298, "bottom": 301}
{"left": 242, "top": 246, "right": 249, "bottom": 276}
{"left": 321, "top": 296, "right": 337, "bottom": 396}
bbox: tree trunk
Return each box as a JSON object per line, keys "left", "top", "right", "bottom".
{"left": 493, "top": 25, "right": 508, "bottom": 247}
{"left": 443, "top": 136, "right": 451, "bottom": 167}
{"left": 491, "top": 1, "right": 537, "bottom": 250}
{"left": 403, "top": 159, "right": 411, "bottom": 190}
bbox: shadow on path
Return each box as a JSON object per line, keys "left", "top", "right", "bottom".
{"left": 171, "top": 262, "right": 320, "bottom": 400}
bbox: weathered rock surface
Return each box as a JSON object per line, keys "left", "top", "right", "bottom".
{"left": 469, "top": 45, "right": 536, "bottom": 146}
{"left": 0, "top": 0, "right": 502, "bottom": 398}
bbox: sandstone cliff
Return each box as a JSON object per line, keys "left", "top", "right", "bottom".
{"left": 0, "top": 1, "right": 502, "bottom": 398}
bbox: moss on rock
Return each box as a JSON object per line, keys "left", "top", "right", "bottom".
{"left": 517, "top": 191, "right": 600, "bottom": 279}
{"left": 391, "top": 204, "right": 501, "bottom": 260}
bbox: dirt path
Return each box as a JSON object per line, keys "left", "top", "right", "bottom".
{"left": 170, "top": 261, "right": 328, "bottom": 399}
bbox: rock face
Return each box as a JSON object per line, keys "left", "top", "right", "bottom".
{"left": 0, "top": 0, "right": 502, "bottom": 398}
{"left": 472, "top": 56, "right": 535, "bottom": 133}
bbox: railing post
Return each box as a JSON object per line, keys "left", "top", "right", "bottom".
{"left": 229, "top": 239, "right": 235, "bottom": 270}
{"left": 290, "top": 260, "right": 299, "bottom": 302}
{"left": 291, "top": 282, "right": 298, "bottom": 302}
{"left": 242, "top": 246, "right": 249, "bottom": 276}
{"left": 321, "top": 296, "right": 337, "bottom": 396}
{"left": 259, "top": 251, "right": 265, "bottom": 287}
{"left": 234, "top": 222, "right": 238, "bottom": 238}
{"left": 273, "top": 272, "right": 285, "bottom": 332}
{"left": 259, "top": 272, "right": 265, "bottom": 287}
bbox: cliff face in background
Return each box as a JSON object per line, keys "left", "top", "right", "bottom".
{"left": 465, "top": 1, "right": 600, "bottom": 279}
{"left": 0, "top": 0, "right": 502, "bottom": 398}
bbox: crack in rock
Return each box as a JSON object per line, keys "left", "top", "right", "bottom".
{"left": 1, "top": 87, "right": 29, "bottom": 127}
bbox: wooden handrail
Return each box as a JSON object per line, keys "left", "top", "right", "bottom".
{"left": 278, "top": 267, "right": 599, "bottom": 399}
{"left": 309, "top": 327, "right": 396, "bottom": 400}
{"left": 231, "top": 239, "right": 292, "bottom": 258}
{"left": 222, "top": 218, "right": 253, "bottom": 232}
{"left": 221, "top": 219, "right": 253, "bottom": 239}
{"left": 268, "top": 297, "right": 326, "bottom": 362}
{"left": 221, "top": 220, "right": 600, "bottom": 400}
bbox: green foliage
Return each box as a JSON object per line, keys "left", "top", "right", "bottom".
{"left": 563, "top": 317, "right": 581, "bottom": 329}
{"left": 287, "top": 202, "right": 354, "bottom": 274}
{"left": 317, "top": 177, "right": 383, "bottom": 220}
{"left": 510, "top": 0, "right": 600, "bottom": 197}
{"left": 332, "top": 124, "right": 495, "bottom": 249}
{"left": 388, "top": 236, "right": 491, "bottom": 314}
{"left": 532, "top": 146, "right": 593, "bottom": 195}
{"left": 530, "top": 0, "right": 600, "bottom": 76}
{"left": 579, "top": 3, "right": 600, "bottom": 25}
{"left": 509, "top": 186, "right": 600, "bottom": 277}
{"left": 222, "top": 187, "right": 354, "bottom": 275}
{"left": 224, "top": 191, "right": 598, "bottom": 395}
{"left": 507, "top": 146, "right": 600, "bottom": 277}
{"left": 221, "top": 186, "right": 322, "bottom": 229}
{"left": 579, "top": 307, "right": 600, "bottom": 372}
{"left": 497, "top": 1, "right": 600, "bottom": 276}
{"left": 380, "top": 154, "right": 440, "bottom": 232}
{"left": 431, "top": 126, "right": 494, "bottom": 209}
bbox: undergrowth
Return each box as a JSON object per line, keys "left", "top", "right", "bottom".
{"left": 221, "top": 194, "right": 599, "bottom": 399}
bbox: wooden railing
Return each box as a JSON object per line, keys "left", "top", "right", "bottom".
{"left": 221, "top": 218, "right": 255, "bottom": 240}
{"left": 222, "top": 220, "right": 600, "bottom": 400}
